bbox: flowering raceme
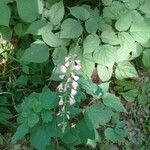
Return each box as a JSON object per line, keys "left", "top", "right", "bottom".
{"left": 57, "top": 57, "right": 81, "bottom": 106}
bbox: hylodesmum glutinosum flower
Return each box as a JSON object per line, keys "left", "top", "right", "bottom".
{"left": 57, "top": 57, "right": 81, "bottom": 106}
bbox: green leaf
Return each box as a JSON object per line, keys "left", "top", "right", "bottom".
{"left": 40, "top": 87, "right": 59, "bottom": 109}
{"left": 85, "top": 104, "right": 113, "bottom": 128}
{"left": 102, "top": 0, "right": 112, "bottom": 6}
{"left": 27, "top": 113, "right": 39, "bottom": 128}
{"left": 41, "top": 110, "right": 53, "bottom": 123}
{"left": 80, "top": 54, "right": 95, "bottom": 79}
{"left": 83, "top": 34, "right": 100, "bottom": 54}
{"left": 26, "top": 19, "right": 48, "bottom": 35}
{"left": 0, "top": 3, "right": 11, "bottom": 26}
{"left": 101, "top": 30, "right": 120, "bottom": 45}
{"left": 116, "top": 32, "right": 137, "bottom": 61}
{"left": 0, "top": 27, "right": 12, "bottom": 41}
{"left": 97, "top": 65, "right": 113, "bottom": 82}
{"left": 52, "top": 46, "right": 67, "bottom": 65}
{"left": 30, "top": 126, "right": 50, "bottom": 150}
{"left": 115, "top": 61, "right": 138, "bottom": 80}
{"left": 93, "top": 45, "right": 116, "bottom": 67}
{"left": 102, "top": 93, "right": 126, "bottom": 112}
{"left": 16, "top": 0, "right": 43, "bottom": 22}
{"left": 48, "top": 1, "right": 64, "bottom": 25}
{"left": 142, "top": 49, "right": 150, "bottom": 68}
{"left": 115, "top": 12, "right": 132, "bottom": 31}
{"left": 69, "top": 6, "right": 90, "bottom": 21}
{"left": 14, "top": 23, "right": 28, "bottom": 37}
{"left": 42, "top": 27, "right": 61, "bottom": 47}
{"left": 0, "top": 135, "right": 3, "bottom": 145}
{"left": 21, "top": 40, "right": 49, "bottom": 63}
{"left": 85, "top": 18, "right": 99, "bottom": 34}
{"left": 124, "top": 0, "right": 140, "bottom": 10}
{"left": 60, "top": 18, "right": 83, "bottom": 39}
{"left": 139, "top": 0, "right": 150, "bottom": 18}
{"left": 104, "top": 127, "right": 126, "bottom": 143}
{"left": 12, "top": 123, "right": 29, "bottom": 142}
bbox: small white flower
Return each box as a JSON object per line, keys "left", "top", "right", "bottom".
{"left": 72, "top": 80, "right": 78, "bottom": 89}
{"left": 59, "top": 97, "right": 64, "bottom": 106}
{"left": 57, "top": 83, "right": 63, "bottom": 92}
{"left": 60, "top": 65, "right": 67, "bottom": 73}
{"left": 71, "top": 89, "right": 77, "bottom": 96}
{"left": 71, "top": 73, "right": 79, "bottom": 81}
{"left": 69, "top": 97, "right": 75, "bottom": 105}
{"left": 59, "top": 75, "right": 65, "bottom": 79}
{"left": 65, "top": 61, "right": 70, "bottom": 67}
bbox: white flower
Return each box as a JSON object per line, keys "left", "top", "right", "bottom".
{"left": 71, "top": 73, "right": 79, "bottom": 81}
{"left": 59, "top": 97, "right": 64, "bottom": 106}
{"left": 71, "top": 89, "right": 77, "bottom": 97}
{"left": 74, "top": 60, "right": 81, "bottom": 71}
{"left": 57, "top": 83, "right": 63, "bottom": 92}
{"left": 59, "top": 75, "right": 65, "bottom": 79}
{"left": 72, "top": 80, "right": 78, "bottom": 89}
{"left": 60, "top": 65, "right": 67, "bottom": 73}
{"left": 69, "top": 97, "right": 75, "bottom": 105}
{"left": 65, "top": 61, "right": 70, "bottom": 67}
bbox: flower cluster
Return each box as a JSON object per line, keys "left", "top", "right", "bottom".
{"left": 57, "top": 57, "right": 81, "bottom": 106}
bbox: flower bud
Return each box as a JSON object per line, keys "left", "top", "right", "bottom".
{"left": 71, "top": 89, "right": 77, "bottom": 97}
{"left": 59, "top": 75, "right": 65, "bottom": 79}
{"left": 59, "top": 97, "right": 64, "bottom": 106}
{"left": 71, "top": 73, "right": 79, "bottom": 81}
{"left": 57, "top": 83, "right": 63, "bottom": 92}
{"left": 74, "top": 60, "right": 81, "bottom": 71}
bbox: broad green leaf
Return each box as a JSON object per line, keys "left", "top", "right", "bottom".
{"left": 139, "top": 0, "right": 150, "bottom": 18}
{"left": 12, "top": 123, "right": 29, "bottom": 142}
{"left": 21, "top": 40, "right": 49, "bottom": 63}
{"left": 105, "top": 127, "right": 126, "bottom": 143}
{"left": 40, "top": 87, "right": 59, "bottom": 109}
{"left": 124, "top": 0, "right": 140, "bottom": 10}
{"left": 80, "top": 54, "right": 95, "bottom": 79}
{"left": 30, "top": 126, "right": 50, "bottom": 150}
{"left": 102, "top": 0, "right": 112, "bottom": 6}
{"left": 102, "top": 93, "right": 126, "bottom": 112}
{"left": 0, "top": 27, "right": 12, "bottom": 41}
{"left": 85, "top": 104, "right": 113, "bottom": 128}
{"left": 0, "top": 3, "right": 11, "bottom": 26}
{"left": 78, "top": 77, "right": 102, "bottom": 97}
{"left": 115, "top": 61, "right": 138, "bottom": 80}
{"left": 116, "top": 32, "right": 137, "bottom": 61}
{"left": 115, "top": 12, "right": 132, "bottom": 31}
{"left": 85, "top": 18, "right": 99, "bottom": 34}
{"left": 60, "top": 18, "right": 83, "bottom": 39}
{"left": 42, "top": 25, "right": 61, "bottom": 47}
{"left": 142, "top": 49, "right": 150, "bottom": 68}
{"left": 41, "top": 110, "right": 53, "bottom": 123}
{"left": 48, "top": 1, "right": 64, "bottom": 25}
{"left": 83, "top": 34, "right": 100, "bottom": 54}
{"left": 26, "top": 19, "right": 48, "bottom": 35}
{"left": 93, "top": 45, "right": 116, "bottom": 67}
{"left": 97, "top": 65, "right": 113, "bottom": 82}
{"left": 14, "top": 23, "right": 28, "bottom": 37}
{"left": 69, "top": 6, "right": 90, "bottom": 21}
{"left": 101, "top": 30, "right": 120, "bottom": 45}
{"left": 16, "top": 0, "right": 43, "bottom": 22}
{"left": 103, "top": 1, "right": 127, "bottom": 20}
{"left": 52, "top": 46, "right": 67, "bottom": 65}
{"left": 27, "top": 113, "right": 39, "bottom": 128}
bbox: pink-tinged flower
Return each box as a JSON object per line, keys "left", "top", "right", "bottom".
{"left": 72, "top": 80, "right": 78, "bottom": 89}
{"left": 59, "top": 97, "right": 64, "bottom": 106}
{"left": 59, "top": 75, "right": 65, "bottom": 79}
{"left": 71, "top": 73, "right": 79, "bottom": 81}
{"left": 74, "top": 60, "right": 81, "bottom": 71}
{"left": 60, "top": 65, "right": 67, "bottom": 73}
{"left": 69, "top": 97, "right": 75, "bottom": 105}
{"left": 71, "top": 89, "right": 77, "bottom": 97}
{"left": 57, "top": 83, "right": 63, "bottom": 92}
